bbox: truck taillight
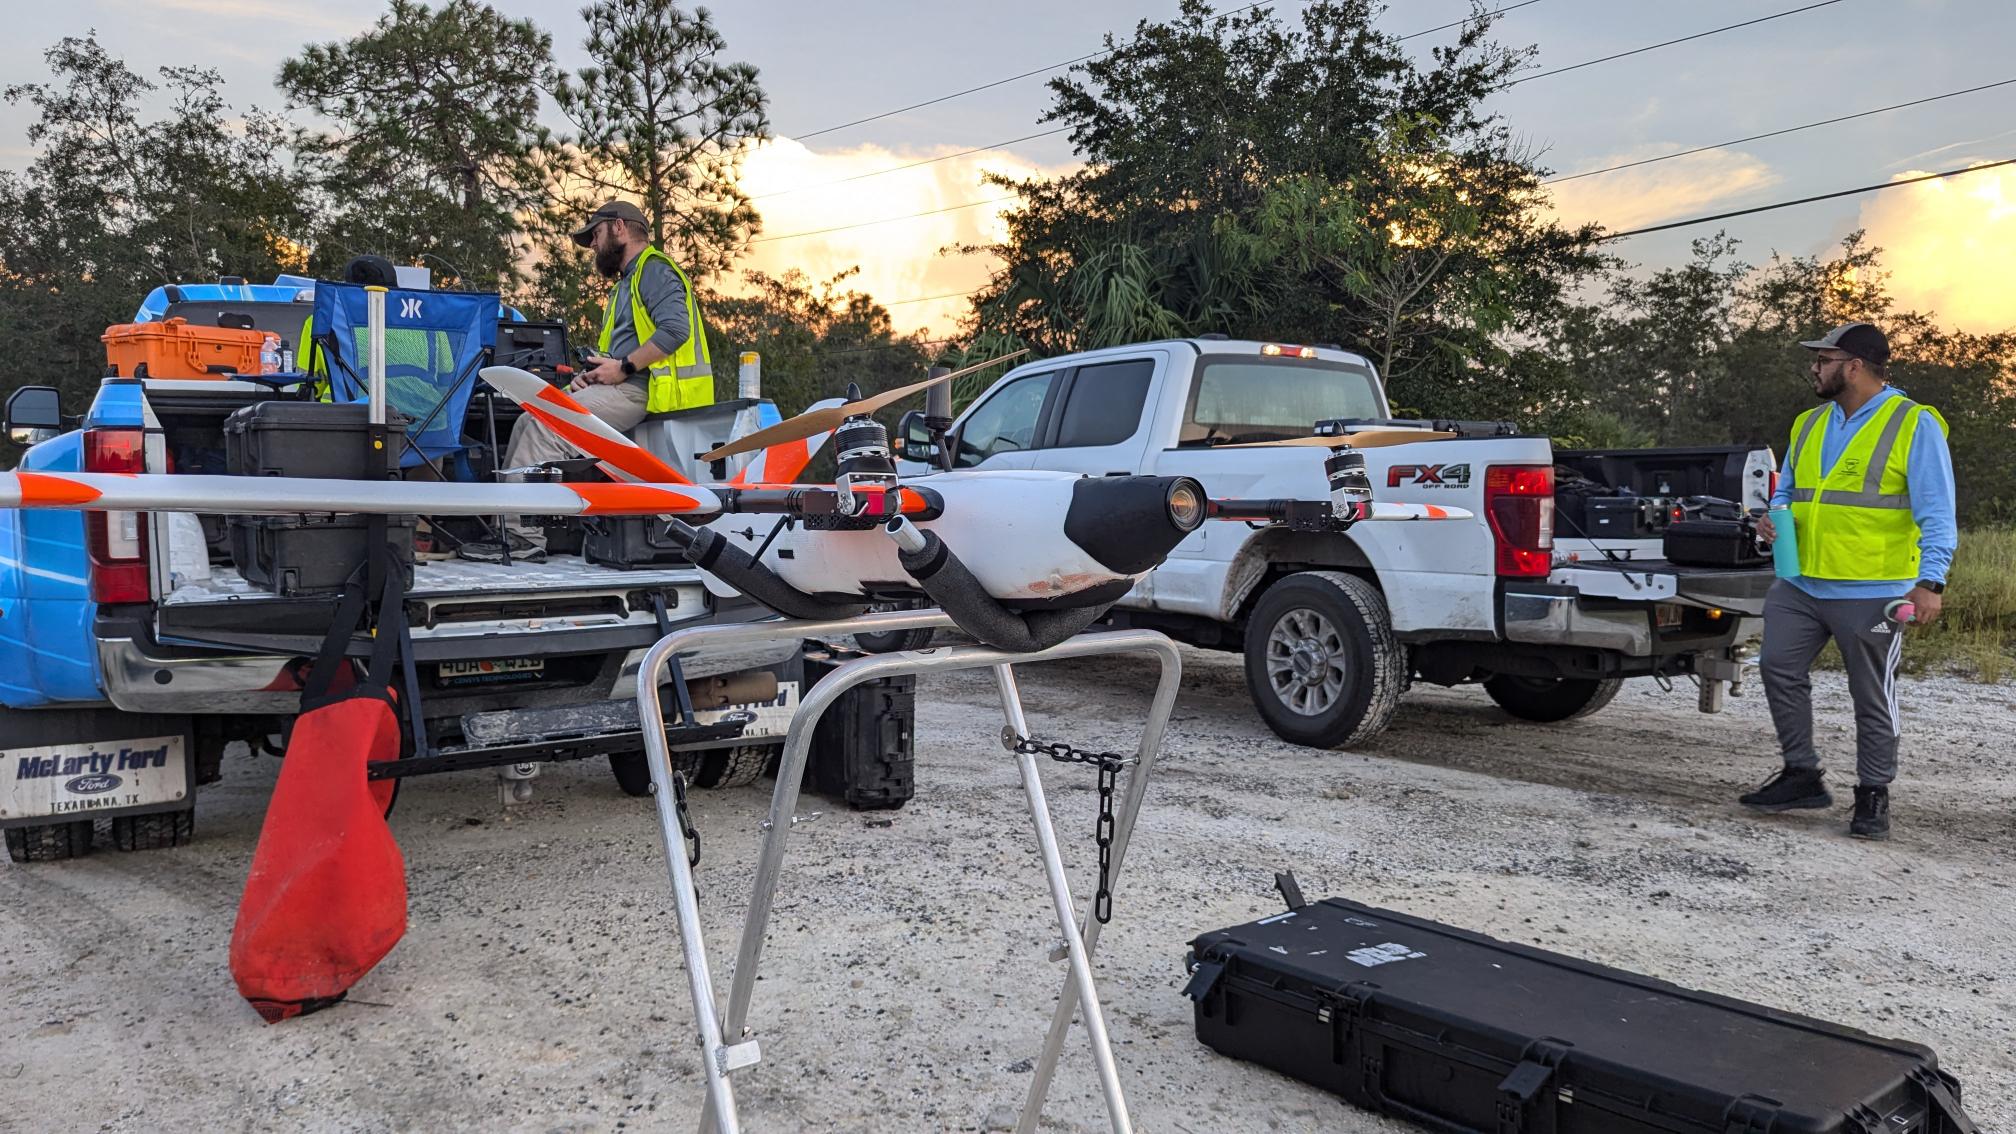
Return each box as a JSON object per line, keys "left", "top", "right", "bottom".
{"left": 1484, "top": 464, "right": 1554, "bottom": 577}
{"left": 83, "top": 428, "right": 151, "bottom": 603}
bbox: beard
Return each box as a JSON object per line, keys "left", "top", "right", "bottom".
{"left": 1812, "top": 372, "right": 1846, "bottom": 400}
{"left": 594, "top": 242, "right": 626, "bottom": 278}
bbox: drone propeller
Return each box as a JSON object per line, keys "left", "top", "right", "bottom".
{"left": 1221, "top": 430, "right": 1457, "bottom": 449}
{"left": 700, "top": 349, "right": 1030, "bottom": 463}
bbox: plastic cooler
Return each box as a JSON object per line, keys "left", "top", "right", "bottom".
{"left": 104, "top": 318, "right": 267, "bottom": 380}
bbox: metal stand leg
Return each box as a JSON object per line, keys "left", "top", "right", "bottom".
{"left": 631, "top": 612, "right": 1180, "bottom": 1134}
{"left": 993, "top": 663, "right": 1132, "bottom": 1134}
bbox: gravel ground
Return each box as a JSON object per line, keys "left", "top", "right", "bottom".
{"left": 2, "top": 646, "right": 2011, "bottom": 1133}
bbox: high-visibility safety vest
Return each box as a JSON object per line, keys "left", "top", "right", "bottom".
{"left": 1784, "top": 393, "right": 1948, "bottom": 581}
{"left": 600, "top": 245, "right": 713, "bottom": 414}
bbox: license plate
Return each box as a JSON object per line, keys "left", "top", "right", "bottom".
{"left": 693, "top": 681, "right": 797, "bottom": 740}
{"left": 0, "top": 736, "right": 188, "bottom": 821}
{"left": 438, "top": 657, "right": 546, "bottom": 686}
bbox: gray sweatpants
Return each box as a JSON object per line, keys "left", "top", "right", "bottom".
{"left": 1758, "top": 579, "right": 1909, "bottom": 786}
{"left": 500, "top": 380, "right": 648, "bottom": 548}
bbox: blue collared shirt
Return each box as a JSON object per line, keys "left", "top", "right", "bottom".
{"left": 1768, "top": 386, "right": 1958, "bottom": 598}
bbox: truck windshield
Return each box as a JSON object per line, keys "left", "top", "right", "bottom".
{"left": 1180, "top": 358, "right": 1385, "bottom": 446}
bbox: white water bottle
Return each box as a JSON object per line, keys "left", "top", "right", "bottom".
{"left": 259, "top": 333, "right": 282, "bottom": 374}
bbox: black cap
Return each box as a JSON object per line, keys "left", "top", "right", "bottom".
{"left": 570, "top": 200, "right": 647, "bottom": 247}
{"left": 1798, "top": 322, "right": 1890, "bottom": 365}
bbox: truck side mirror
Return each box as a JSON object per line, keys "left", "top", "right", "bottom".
{"left": 892, "top": 410, "right": 938, "bottom": 462}
{"left": 5, "top": 385, "right": 63, "bottom": 446}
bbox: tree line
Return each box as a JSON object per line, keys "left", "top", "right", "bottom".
{"left": 1, "top": 0, "right": 2009, "bottom": 522}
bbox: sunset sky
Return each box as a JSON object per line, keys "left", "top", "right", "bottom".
{"left": 5, "top": 0, "right": 2012, "bottom": 340}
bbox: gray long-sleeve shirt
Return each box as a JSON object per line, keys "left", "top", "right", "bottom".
{"left": 608, "top": 249, "right": 690, "bottom": 390}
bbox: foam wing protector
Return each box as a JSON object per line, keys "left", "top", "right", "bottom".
{"left": 478, "top": 365, "right": 692, "bottom": 484}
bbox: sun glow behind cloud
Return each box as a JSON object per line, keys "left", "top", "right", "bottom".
{"left": 734, "top": 137, "right": 1076, "bottom": 340}
{"left": 1541, "top": 147, "right": 1781, "bottom": 233}
{"left": 1853, "top": 161, "right": 2016, "bottom": 333}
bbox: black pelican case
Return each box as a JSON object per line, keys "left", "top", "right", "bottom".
{"left": 1184, "top": 890, "right": 1975, "bottom": 1134}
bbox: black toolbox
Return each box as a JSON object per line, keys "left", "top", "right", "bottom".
{"left": 1185, "top": 892, "right": 1975, "bottom": 1134}
{"left": 798, "top": 648, "right": 915, "bottom": 811}
{"left": 230, "top": 514, "right": 416, "bottom": 597}
{"left": 583, "top": 516, "right": 689, "bottom": 570}
{"left": 224, "top": 400, "right": 406, "bottom": 479}
{"left": 1664, "top": 517, "right": 1768, "bottom": 568}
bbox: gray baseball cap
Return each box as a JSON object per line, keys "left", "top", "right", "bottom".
{"left": 1798, "top": 322, "right": 1891, "bottom": 364}
{"left": 570, "top": 200, "right": 647, "bottom": 247}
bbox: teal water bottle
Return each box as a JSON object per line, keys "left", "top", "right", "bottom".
{"left": 1768, "top": 506, "right": 1800, "bottom": 578}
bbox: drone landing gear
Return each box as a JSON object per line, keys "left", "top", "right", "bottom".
{"left": 634, "top": 610, "right": 1183, "bottom": 1134}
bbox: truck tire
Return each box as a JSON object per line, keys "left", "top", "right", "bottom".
{"left": 111, "top": 808, "right": 195, "bottom": 851}
{"left": 608, "top": 750, "right": 711, "bottom": 798}
{"left": 1244, "top": 571, "right": 1405, "bottom": 749}
{"left": 691, "top": 744, "right": 772, "bottom": 790}
{"left": 1483, "top": 675, "right": 1624, "bottom": 722}
{"left": 854, "top": 602, "right": 937, "bottom": 653}
{"left": 5, "top": 821, "right": 93, "bottom": 863}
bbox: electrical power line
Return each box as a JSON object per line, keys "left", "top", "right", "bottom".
{"left": 882, "top": 287, "right": 985, "bottom": 308}
{"left": 1508, "top": 0, "right": 1844, "bottom": 86}
{"left": 751, "top": 196, "right": 1017, "bottom": 243}
{"left": 1598, "top": 157, "right": 2016, "bottom": 240}
{"left": 761, "top": 1, "right": 1547, "bottom": 202}
{"left": 1546, "top": 77, "right": 2016, "bottom": 184}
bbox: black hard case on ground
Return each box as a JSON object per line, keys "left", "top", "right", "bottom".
{"left": 1664, "top": 518, "right": 1768, "bottom": 568}
{"left": 798, "top": 649, "right": 916, "bottom": 811}
{"left": 582, "top": 516, "right": 688, "bottom": 570}
{"left": 223, "top": 401, "right": 407, "bottom": 480}
{"left": 1186, "top": 896, "right": 1974, "bottom": 1134}
{"left": 229, "top": 514, "right": 416, "bottom": 597}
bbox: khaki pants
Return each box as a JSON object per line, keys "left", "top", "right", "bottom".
{"left": 501, "top": 380, "right": 648, "bottom": 548}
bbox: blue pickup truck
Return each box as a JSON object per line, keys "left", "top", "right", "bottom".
{"left": 0, "top": 277, "right": 807, "bottom": 863}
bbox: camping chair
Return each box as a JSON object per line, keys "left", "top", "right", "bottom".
{"left": 306, "top": 282, "right": 501, "bottom": 475}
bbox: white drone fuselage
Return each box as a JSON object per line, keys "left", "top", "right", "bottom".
{"left": 700, "top": 470, "right": 1137, "bottom": 605}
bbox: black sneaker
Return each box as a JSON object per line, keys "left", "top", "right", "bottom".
{"left": 457, "top": 533, "right": 547, "bottom": 564}
{"left": 1850, "top": 785, "right": 1891, "bottom": 840}
{"left": 1739, "top": 766, "right": 1832, "bottom": 812}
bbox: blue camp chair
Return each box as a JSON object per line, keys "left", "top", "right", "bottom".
{"left": 307, "top": 282, "right": 500, "bottom": 472}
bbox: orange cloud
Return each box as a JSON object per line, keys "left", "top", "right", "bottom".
{"left": 1853, "top": 162, "right": 2016, "bottom": 333}
{"left": 735, "top": 137, "right": 1077, "bottom": 340}
{"left": 1542, "top": 148, "right": 1780, "bottom": 234}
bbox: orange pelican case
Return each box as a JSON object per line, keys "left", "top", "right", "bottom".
{"left": 103, "top": 317, "right": 266, "bottom": 380}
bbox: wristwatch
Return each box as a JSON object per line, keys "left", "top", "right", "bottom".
{"left": 1915, "top": 579, "right": 1945, "bottom": 594}
{"left": 619, "top": 357, "right": 638, "bottom": 377}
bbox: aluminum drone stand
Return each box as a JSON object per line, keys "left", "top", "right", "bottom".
{"left": 634, "top": 610, "right": 1183, "bottom": 1134}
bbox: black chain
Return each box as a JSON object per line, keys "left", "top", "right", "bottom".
{"left": 1013, "top": 735, "right": 1126, "bottom": 924}
{"left": 671, "top": 770, "right": 701, "bottom": 867}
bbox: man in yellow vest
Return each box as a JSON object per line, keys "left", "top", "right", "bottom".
{"left": 461, "top": 200, "right": 713, "bottom": 563}
{"left": 1741, "top": 323, "right": 1957, "bottom": 840}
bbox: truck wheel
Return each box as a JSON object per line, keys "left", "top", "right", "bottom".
{"left": 1483, "top": 675, "right": 1624, "bottom": 722}
{"left": 608, "top": 750, "right": 713, "bottom": 798}
{"left": 854, "top": 603, "right": 936, "bottom": 653}
{"left": 4, "top": 821, "right": 93, "bottom": 863}
{"left": 691, "top": 744, "right": 772, "bottom": 790}
{"left": 1244, "top": 571, "right": 1405, "bottom": 749}
{"left": 111, "top": 809, "right": 195, "bottom": 851}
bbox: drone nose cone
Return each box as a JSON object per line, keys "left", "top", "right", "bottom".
{"left": 1063, "top": 475, "right": 1207, "bottom": 576}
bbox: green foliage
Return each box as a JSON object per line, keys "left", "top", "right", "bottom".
{"left": 968, "top": 0, "right": 1605, "bottom": 421}
{"left": 544, "top": 0, "right": 768, "bottom": 280}
{"left": 707, "top": 268, "right": 934, "bottom": 415}
{"left": 278, "top": 0, "right": 554, "bottom": 290}
{"left": 0, "top": 34, "right": 309, "bottom": 412}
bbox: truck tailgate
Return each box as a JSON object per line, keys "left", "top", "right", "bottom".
{"left": 1550, "top": 558, "right": 1775, "bottom": 614}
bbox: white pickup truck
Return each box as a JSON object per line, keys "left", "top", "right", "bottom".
{"left": 894, "top": 337, "right": 1775, "bottom": 748}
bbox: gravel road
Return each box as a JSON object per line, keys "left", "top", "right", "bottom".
{"left": 3, "top": 645, "right": 2011, "bottom": 1133}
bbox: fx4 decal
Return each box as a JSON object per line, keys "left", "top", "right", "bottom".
{"left": 1388, "top": 462, "right": 1470, "bottom": 488}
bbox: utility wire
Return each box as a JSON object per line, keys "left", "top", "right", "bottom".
{"left": 882, "top": 287, "right": 985, "bottom": 308}
{"left": 1546, "top": 77, "right": 2016, "bottom": 184}
{"left": 1598, "top": 157, "right": 2016, "bottom": 240}
{"left": 761, "top": 0, "right": 1546, "bottom": 202}
{"left": 750, "top": 196, "right": 1017, "bottom": 243}
{"left": 1508, "top": 0, "right": 1845, "bottom": 86}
